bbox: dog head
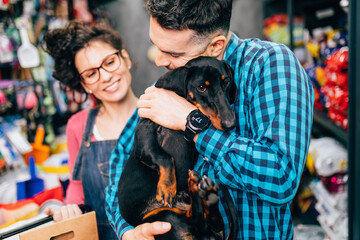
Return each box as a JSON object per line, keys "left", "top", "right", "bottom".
{"left": 155, "top": 56, "right": 237, "bottom": 131}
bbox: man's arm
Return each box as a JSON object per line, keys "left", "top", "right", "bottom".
{"left": 199, "top": 44, "right": 314, "bottom": 204}
{"left": 105, "top": 145, "right": 134, "bottom": 239}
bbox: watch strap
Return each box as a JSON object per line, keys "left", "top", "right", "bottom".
{"left": 184, "top": 124, "right": 197, "bottom": 141}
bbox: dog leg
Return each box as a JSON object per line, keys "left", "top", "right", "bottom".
{"left": 156, "top": 157, "right": 177, "bottom": 207}
{"left": 135, "top": 120, "right": 177, "bottom": 207}
{"left": 187, "top": 170, "right": 224, "bottom": 239}
{"left": 197, "top": 175, "right": 223, "bottom": 234}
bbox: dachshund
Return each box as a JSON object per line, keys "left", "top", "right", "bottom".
{"left": 118, "top": 56, "right": 238, "bottom": 240}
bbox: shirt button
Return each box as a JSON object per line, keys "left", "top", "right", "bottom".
{"left": 203, "top": 157, "right": 209, "bottom": 162}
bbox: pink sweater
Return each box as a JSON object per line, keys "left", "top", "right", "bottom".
{"left": 65, "top": 109, "right": 94, "bottom": 205}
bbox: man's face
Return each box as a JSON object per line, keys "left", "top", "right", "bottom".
{"left": 149, "top": 17, "right": 209, "bottom": 71}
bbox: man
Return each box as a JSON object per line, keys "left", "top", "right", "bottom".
{"left": 106, "top": 0, "right": 314, "bottom": 239}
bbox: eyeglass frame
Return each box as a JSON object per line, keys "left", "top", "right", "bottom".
{"left": 78, "top": 50, "right": 122, "bottom": 85}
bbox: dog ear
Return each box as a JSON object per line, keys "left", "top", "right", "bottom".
{"left": 155, "top": 66, "right": 188, "bottom": 98}
{"left": 229, "top": 81, "right": 237, "bottom": 104}
{"left": 222, "top": 61, "right": 237, "bottom": 104}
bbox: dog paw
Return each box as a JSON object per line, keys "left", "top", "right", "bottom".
{"left": 188, "top": 171, "right": 219, "bottom": 206}
{"left": 198, "top": 175, "right": 220, "bottom": 206}
{"left": 156, "top": 183, "right": 177, "bottom": 207}
{"left": 155, "top": 165, "right": 177, "bottom": 207}
{"left": 188, "top": 170, "right": 201, "bottom": 193}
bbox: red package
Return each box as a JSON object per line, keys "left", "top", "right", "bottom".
{"left": 324, "top": 67, "right": 348, "bottom": 89}
{"left": 325, "top": 47, "right": 349, "bottom": 72}
{"left": 321, "top": 84, "right": 349, "bottom": 112}
{"left": 313, "top": 87, "right": 324, "bottom": 110}
{"left": 327, "top": 108, "right": 348, "bottom": 130}
{"left": 263, "top": 14, "right": 288, "bottom": 27}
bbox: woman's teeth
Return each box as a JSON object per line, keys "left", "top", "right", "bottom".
{"left": 105, "top": 81, "right": 119, "bottom": 91}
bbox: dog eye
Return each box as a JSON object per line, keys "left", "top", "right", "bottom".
{"left": 224, "top": 78, "right": 230, "bottom": 86}
{"left": 197, "top": 85, "right": 207, "bottom": 92}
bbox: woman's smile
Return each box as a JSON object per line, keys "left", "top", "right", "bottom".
{"left": 104, "top": 80, "right": 120, "bottom": 92}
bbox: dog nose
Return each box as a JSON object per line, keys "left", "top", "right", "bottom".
{"left": 221, "top": 119, "right": 236, "bottom": 131}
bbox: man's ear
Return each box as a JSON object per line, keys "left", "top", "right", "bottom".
{"left": 155, "top": 66, "right": 189, "bottom": 97}
{"left": 207, "top": 35, "right": 227, "bottom": 58}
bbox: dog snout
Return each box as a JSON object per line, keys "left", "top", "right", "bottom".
{"left": 220, "top": 111, "right": 236, "bottom": 131}
{"left": 221, "top": 119, "right": 236, "bottom": 131}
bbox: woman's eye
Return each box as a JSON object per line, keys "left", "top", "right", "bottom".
{"left": 86, "top": 70, "right": 96, "bottom": 78}
{"left": 105, "top": 59, "right": 115, "bottom": 66}
{"left": 197, "top": 85, "right": 206, "bottom": 92}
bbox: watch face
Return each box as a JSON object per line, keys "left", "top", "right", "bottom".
{"left": 190, "top": 111, "right": 209, "bottom": 129}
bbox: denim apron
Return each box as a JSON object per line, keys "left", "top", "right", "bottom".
{"left": 72, "top": 107, "right": 118, "bottom": 240}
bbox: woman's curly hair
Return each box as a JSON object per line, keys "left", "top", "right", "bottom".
{"left": 44, "top": 21, "right": 123, "bottom": 94}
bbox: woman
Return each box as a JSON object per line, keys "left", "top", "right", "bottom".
{"left": 43, "top": 21, "right": 138, "bottom": 239}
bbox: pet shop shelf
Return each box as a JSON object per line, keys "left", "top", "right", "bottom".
{"left": 263, "top": 0, "right": 360, "bottom": 239}
{"left": 312, "top": 109, "right": 348, "bottom": 147}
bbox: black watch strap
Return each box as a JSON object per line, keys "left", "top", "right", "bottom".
{"left": 184, "top": 125, "right": 197, "bottom": 141}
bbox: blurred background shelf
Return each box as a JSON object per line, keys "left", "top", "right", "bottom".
{"left": 312, "top": 108, "right": 348, "bottom": 147}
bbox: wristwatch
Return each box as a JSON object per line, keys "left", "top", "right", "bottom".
{"left": 184, "top": 109, "right": 210, "bottom": 141}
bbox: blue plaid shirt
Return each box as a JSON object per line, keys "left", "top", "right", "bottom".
{"left": 105, "top": 32, "right": 314, "bottom": 239}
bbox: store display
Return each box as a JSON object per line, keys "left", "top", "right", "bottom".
{"left": 263, "top": 14, "right": 306, "bottom": 63}
{"left": 16, "top": 156, "right": 44, "bottom": 200}
{"left": 0, "top": 0, "right": 114, "bottom": 236}
{"left": 308, "top": 137, "right": 347, "bottom": 177}
{"left": 294, "top": 224, "right": 325, "bottom": 240}
{"left": 311, "top": 180, "right": 348, "bottom": 240}
{"left": 23, "top": 126, "right": 50, "bottom": 165}
{"left": 0, "top": 199, "right": 39, "bottom": 229}
{"left": 0, "top": 26, "right": 13, "bottom": 64}
{"left": 17, "top": 28, "right": 39, "bottom": 69}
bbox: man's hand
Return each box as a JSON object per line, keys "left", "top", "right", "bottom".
{"left": 137, "top": 86, "right": 196, "bottom": 131}
{"left": 44, "top": 204, "right": 82, "bottom": 222}
{"left": 122, "top": 222, "right": 171, "bottom": 240}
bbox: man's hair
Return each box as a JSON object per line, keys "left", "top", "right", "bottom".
{"left": 44, "top": 20, "right": 124, "bottom": 94}
{"left": 145, "top": 0, "right": 232, "bottom": 37}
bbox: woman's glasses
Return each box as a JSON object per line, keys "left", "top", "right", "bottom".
{"left": 79, "top": 51, "right": 121, "bottom": 85}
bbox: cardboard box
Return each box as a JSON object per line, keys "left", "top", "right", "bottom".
{"left": 19, "top": 212, "right": 98, "bottom": 240}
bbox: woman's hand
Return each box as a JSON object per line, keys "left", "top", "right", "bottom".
{"left": 122, "top": 222, "right": 171, "bottom": 240}
{"left": 137, "top": 86, "right": 196, "bottom": 131}
{"left": 44, "top": 204, "right": 83, "bottom": 222}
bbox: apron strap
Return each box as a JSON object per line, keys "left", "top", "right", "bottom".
{"left": 82, "top": 107, "right": 100, "bottom": 144}
{"left": 72, "top": 107, "right": 100, "bottom": 180}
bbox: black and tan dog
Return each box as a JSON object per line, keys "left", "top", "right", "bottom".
{"left": 118, "top": 56, "right": 238, "bottom": 240}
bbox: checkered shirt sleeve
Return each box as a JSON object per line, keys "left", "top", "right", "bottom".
{"left": 194, "top": 34, "right": 314, "bottom": 239}
{"left": 105, "top": 110, "right": 139, "bottom": 239}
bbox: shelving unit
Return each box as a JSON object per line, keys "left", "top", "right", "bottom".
{"left": 312, "top": 108, "right": 348, "bottom": 147}
{"left": 347, "top": 0, "right": 360, "bottom": 239}
{"left": 264, "top": 0, "right": 348, "bottom": 51}
{"left": 264, "top": 0, "right": 360, "bottom": 239}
